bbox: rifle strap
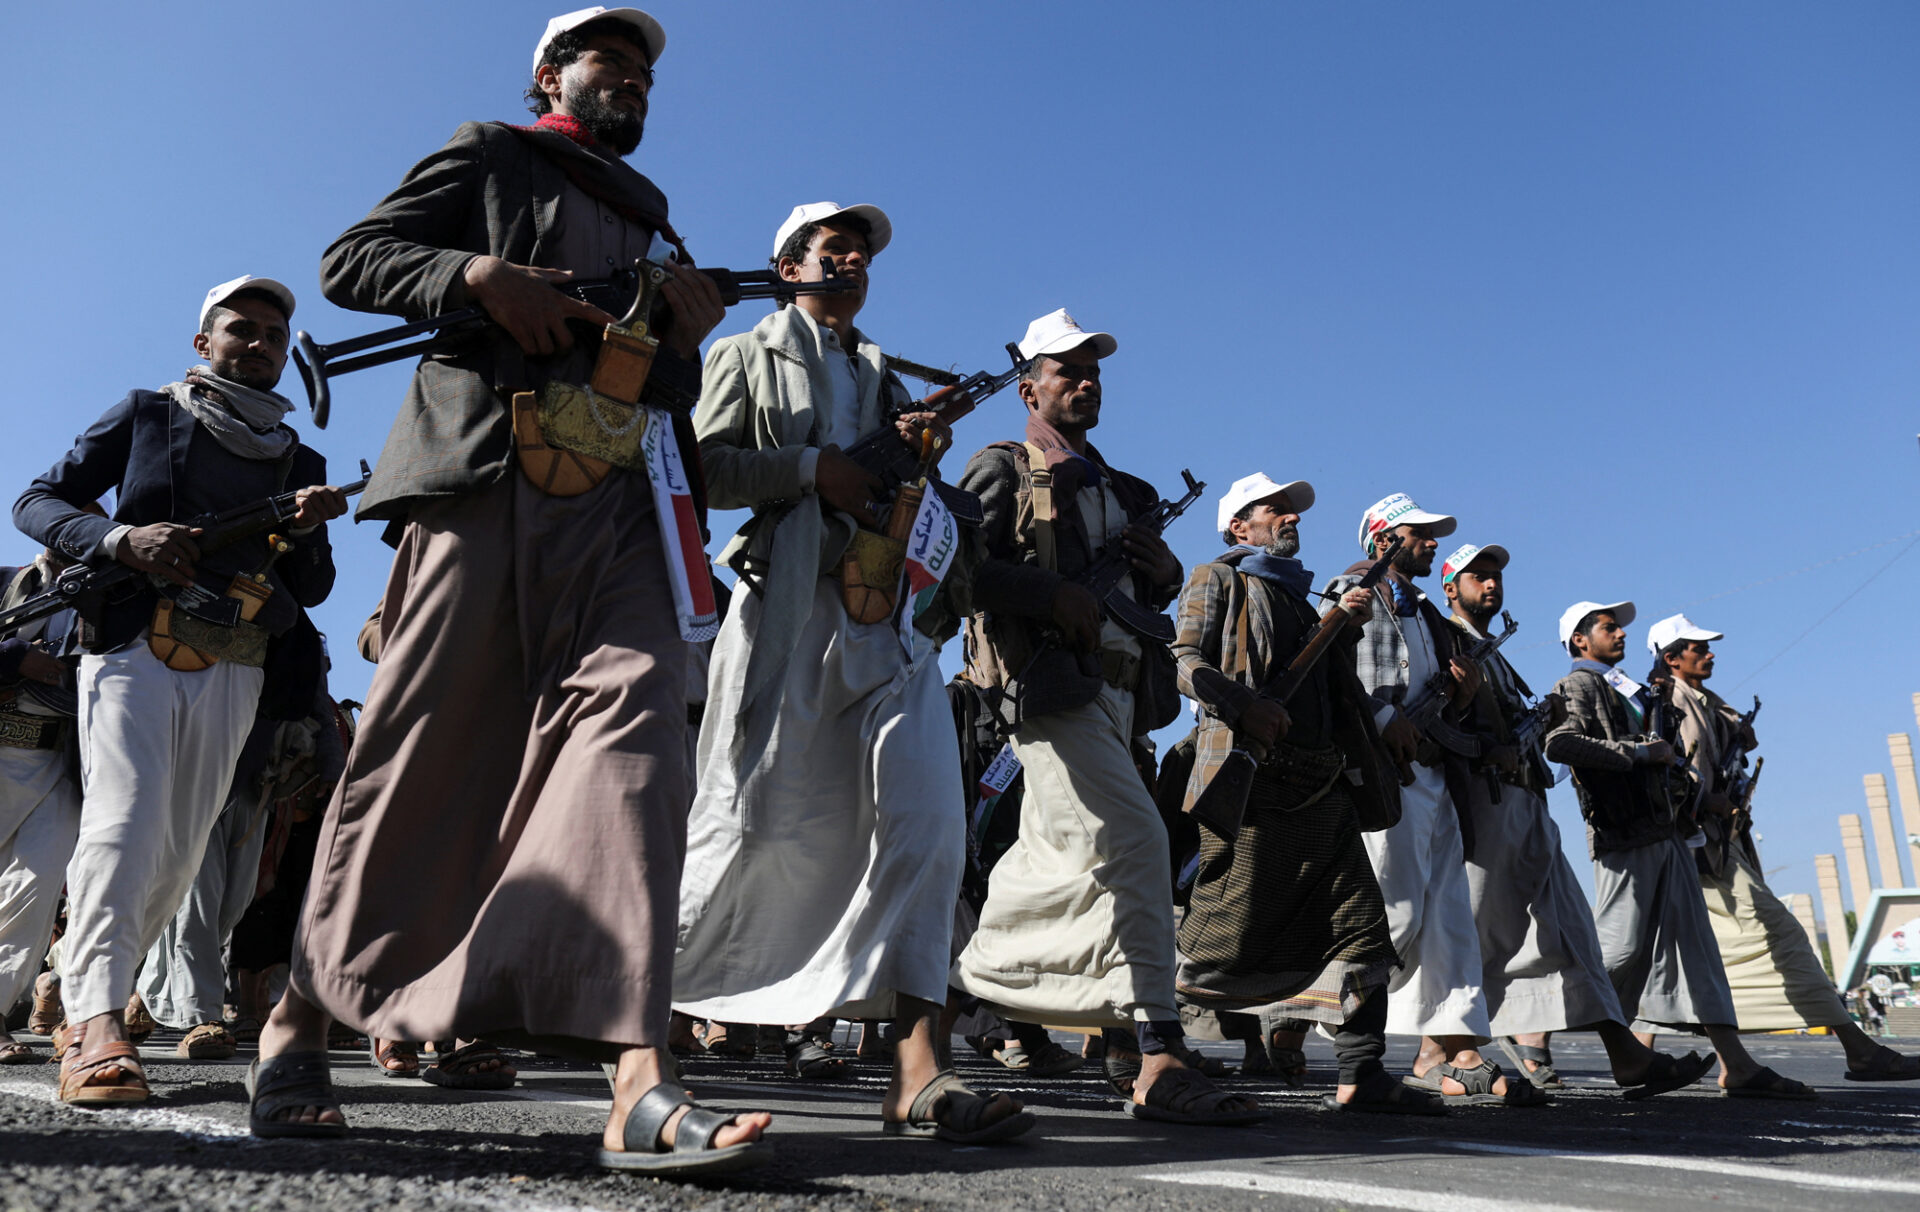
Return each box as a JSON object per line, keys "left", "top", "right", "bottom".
{"left": 1023, "top": 442, "right": 1057, "bottom": 574}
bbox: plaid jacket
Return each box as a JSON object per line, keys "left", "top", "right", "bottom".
{"left": 1171, "top": 553, "right": 1399, "bottom": 823}
{"left": 1320, "top": 560, "right": 1459, "bottom": 717}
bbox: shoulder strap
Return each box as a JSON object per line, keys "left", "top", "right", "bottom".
{"left": 1023, "top": 441, "right": 1057, "bottom": 574}
{"left": 1231, "top": 572, "right": 1252, "bottom": 682}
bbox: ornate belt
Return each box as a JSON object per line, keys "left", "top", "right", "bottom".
{"left": 0, "top": 705, "right": 67, "bottom": 751}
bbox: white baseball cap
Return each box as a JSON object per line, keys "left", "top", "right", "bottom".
{"left": 1358, "top": 493, "right": 1456, "bottom": 555}
{"left": 1440, "top": 542, "right": 1509, "bottom": 587}
{"left": 200, "top": 275, "right": 295, "bottom": 330}
{"left": 535, "top": 7, "right": 665, "bottom": 72}
{"left": 1646, "top": 612, "right": 1723, "bottom": 655}
{"left": 1558, "top": 600, "right": 1636, "bottom": 652}
{"left": 1216, "top": 473, "right": 1314, "bottom": 537}
{"left": 1018, "top": 308, "right": 1118, "bottom": 362}
{"left": 773, "top": 201, "right": 892, "bottom": 260}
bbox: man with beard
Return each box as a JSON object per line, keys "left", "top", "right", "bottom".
{"left": 952, "top": 311, "right": 1262, "bottom": 1126}
{"left": 1324, "top": 496, "right": 1546, "bottom": 1107}
{"left": 673, "top": 201, "right": 1030, "bottom": 1144}
{"left": 14, "top": 276, "right": 344, "bottom": 1104}
{"left": 259, "top": 8, "right": 774, "bottom": 1174}
{"left": 1546, "top": 604, "right": 1815, "bottom": 1099}
{"left": 1172, "top": 475, "right": 1442, "bottom": 1115}
{"left": 1649, "top": 613, "right": 1919, "bottom": 1083}
{"left": 0, "top": 540, "right": 85, "bottom": 1066}
{"left": 1442, "top": 549, "right": 1711, "bottom": 1099}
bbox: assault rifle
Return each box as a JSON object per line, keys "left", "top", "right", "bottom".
{"left": 1187, "top": 535, "right": 1406, "bottom": 840}
{"left": 1701, "top": 696, "right": 1762, "bottom": 875}
{"left": 1071, "top": 469, "right": 1207, "bottom": 645}
{"left": 1400, "top": 610, "right": 1518, "bottom": 765}
{"left": 1509, "top": 689, "right": 1568, "bottom": 789}
{"left": 843, "top": 343, "right": 1030, "bottom": 526}
{"left": 1643, "top": 675, "right": 1699, "bottom": 829}
{"left": 0, "top": 461, "right": 373, "bottom": 636}
{"left": 290, "top": 260, "right": 859, "bottom": 428}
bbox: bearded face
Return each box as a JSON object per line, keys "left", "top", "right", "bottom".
{"left": 1263, "top": 522, "right": 1300, "bottom": 559}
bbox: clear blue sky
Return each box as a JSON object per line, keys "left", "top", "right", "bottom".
{"left": 5, "top": 2, "right": 1918, "bottom": 921}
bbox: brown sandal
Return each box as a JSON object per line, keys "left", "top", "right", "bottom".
{"left": 123, "top": 994, "right": 156, "bottom": 1046}
{"left": 28, "top": 973, "right": 62, "bottom": 1036}
{"left": 58, "top": 1023, "right": 150, "bottom": 1106}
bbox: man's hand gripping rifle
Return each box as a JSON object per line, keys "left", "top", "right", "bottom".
{"left": 1073, "top": 469, "right": 1207, "bottom": 646}
{"left": 1400, "top": 611, "right": 1516, "bottom": 796}
{"left": 1186, "top": 535, "right": 1404, "bottom": 840}
{"left": 0, "top": 461, "right": 373, "bottom": 637}
{"left": 290, "top": 248, "right": 860, "bottom": 427}
{"left": 841, "top": 343, "right": 1032, "bottom": 527}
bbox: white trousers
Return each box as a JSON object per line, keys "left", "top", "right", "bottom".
{"left": 1364, "top": 763, "right": 1491, "bottom": 1038}
{"left": 138, "top": 721, "right": 272, "bottom": 1028}
{"left": 65, "top": 643, "right": 261, "bottom": 1023}
{"left": 0, "top": 742, "right": 82, "bottom": 1016}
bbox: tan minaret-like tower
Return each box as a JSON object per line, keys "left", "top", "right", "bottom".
{"left": 1894, "top": 722, "right": 1920, "bottom": 882}
{"left": 1840, "top": 814, "right": 1876, "bottom": 918}
{"left": 1816, "top": 853, "right": 1851, "bottom": 957}
{"left": 1864, "top": 774, "right": 1908, "bottom": 889}
{"left": 1785, "top": 893, "right": 1823, "bottom": 973}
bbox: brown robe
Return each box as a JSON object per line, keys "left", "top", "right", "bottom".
{"left": 292, "top": 471, "right": 688, "bottom": 1059}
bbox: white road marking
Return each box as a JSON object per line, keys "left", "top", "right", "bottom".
{"left": 1436, "top": 1140, "right": 1920, "bottom": 1195}
{"left": 502, "top": 1087, "right": 614, "bottom": 1113}
{"left": 0, "top": 1079, "right": 252, "bottom": 1142}
{"left": 1142, "top": 1169, "right": 1557, "bottom": 1211}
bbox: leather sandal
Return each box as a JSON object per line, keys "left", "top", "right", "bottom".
{"left": 177, "top": 1022, "right": 238, "bottom": 1060}
{"left": 782, "top": 1030, "right": 849, "bottom": 1081}
{"left": 598, "top": 1081, "right": 770, "bottom": 1174}
{"left": 882, "top": 1069, "right": 1035, "bottom": 1143}
{"left": 422, "top": 1040, "right": 516, "bottom": 1089}
{"left": 58, "top": 1023, "right": 149, "bottom": 1106}
{"left": 248, "top": 1050, "right": 347, "bottom": 1138}
{"left": 369, "top": 1037, "right": 419, "bottom": 1078}
{"left": 123, "top": 994, "right": 156, "bottom": 1046}
{"left": 28, "top": 973, "right": 61, "bottom": 1036}
{"left": 1127, "top": 1067, "right": 1266, "bottom": 1126}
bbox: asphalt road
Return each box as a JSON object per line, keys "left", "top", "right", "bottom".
{"left": 1, "top": 1029, "right": 1916, "bottom": 1212}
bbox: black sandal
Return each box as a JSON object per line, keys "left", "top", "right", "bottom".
{"left": 1322, "top": 1070, "right": 1447, "bottom": 1116}
{"left": 1104, "top": 1047, "right": 1142, "bottom": 1097}
{"left": 248, "top": 1051, "right": 347, "bottom": 1139}
{"left": 1497, "top": 1037, "right": 1564, "bottom": 1090}
{"left": 882, "top": 1069, "right": 1035, "bottom": 1143}
{"left": 598, "top": 1081, "right": 771, "bottom": 1175}
{"left": 1620, "top": 1050, "right": 1713, "bottom": 1101}
{"left": 783, "top": 1031, "right": 850, "bottom": 1081}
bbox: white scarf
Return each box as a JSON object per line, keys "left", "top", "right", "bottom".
{"left": 163, "top": 366, "right": 296, "bottom": 461}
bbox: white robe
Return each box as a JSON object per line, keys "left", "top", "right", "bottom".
{"left": 1363, "top": 608, "right": 1491, "bottom": 1039}
{"left": 671, "top": 321, "right": 962, "bottom": 1023}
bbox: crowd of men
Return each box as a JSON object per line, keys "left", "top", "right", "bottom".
{"left": 1, "top": 4, "right": 1915, "bottom": 1180}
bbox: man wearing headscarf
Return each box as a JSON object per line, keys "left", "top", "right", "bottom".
{"left": 951, "top": 311, "right": 1262, "bottom": 1126}
{"left": 13, "top": 275, "right": 343, "bottom": 1105}
{"left": 1171, "top": 474, "right": 1436, "bottom": 1114}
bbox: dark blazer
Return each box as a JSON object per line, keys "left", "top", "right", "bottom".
{"left": 320, "top": 121, "right": 702, "bottom": 526}
{"left": 12, "top": 390, "right": 333, "bottom": 672}
{"left": 960, "top": 441, "right": 1181, "bottom": 731}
